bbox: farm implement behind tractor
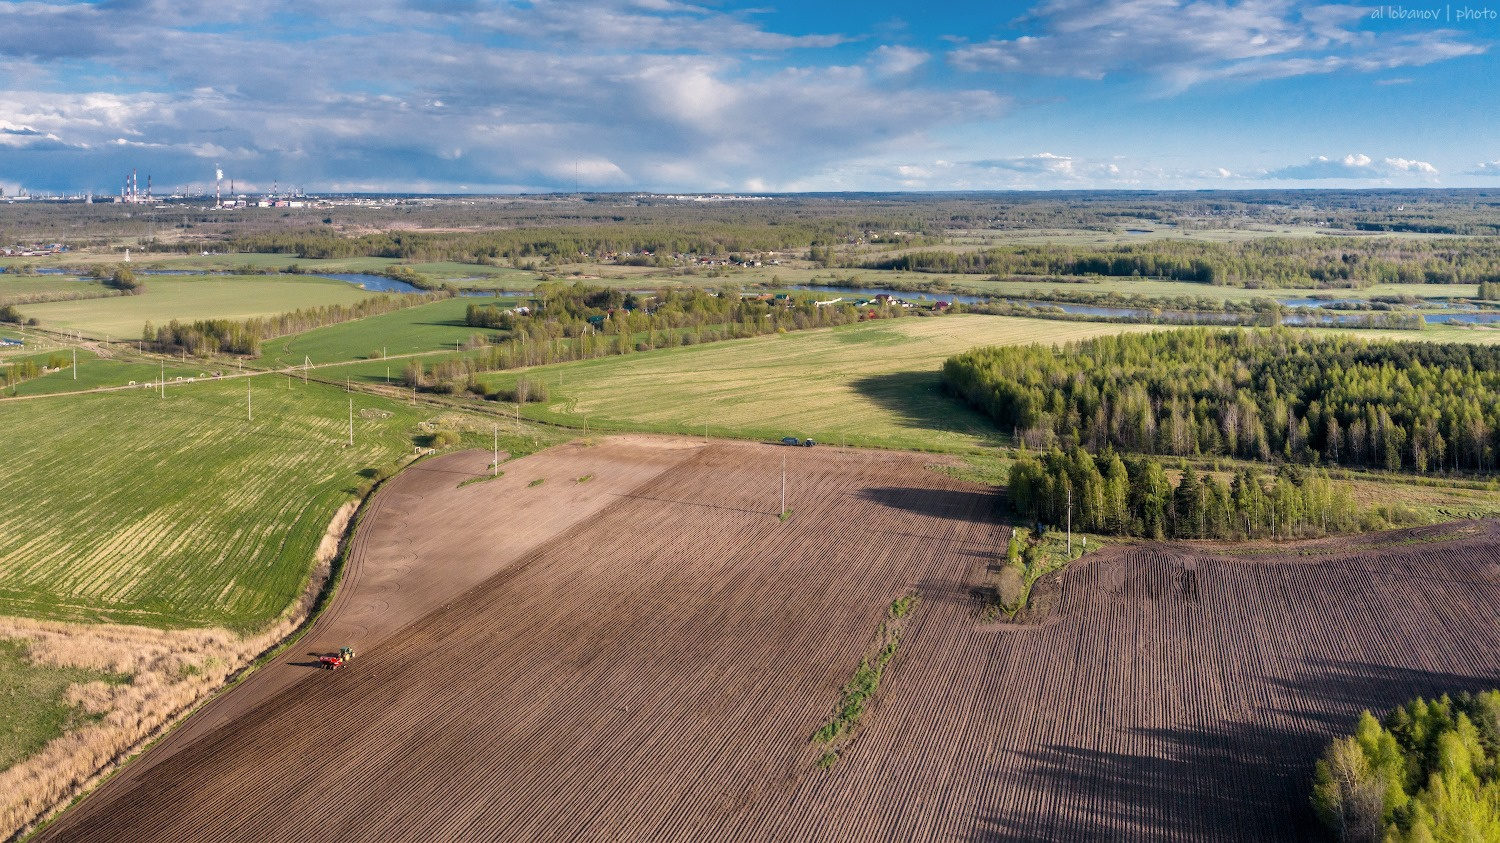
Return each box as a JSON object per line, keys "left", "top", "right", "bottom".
{"left": 319, "top": 646, "right": 356, "bottom": 670}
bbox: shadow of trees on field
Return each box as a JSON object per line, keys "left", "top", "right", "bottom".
{"left": 969, "top": 660, "right": 1500, "bottom": 842}
{"left": 857, "top": 486, "right": 1002, "bottom": 521}
{"left": 848, "top": 371, "right": 1008, "bottom": 446}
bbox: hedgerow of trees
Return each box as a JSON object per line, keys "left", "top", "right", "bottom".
{"left": 945, "top": 330, "right": 1500, "bottom": 473}
{"left": 1007, "top": 446, "right": 1363, "bottom": 540}
{"left": 143, "top": 291, "right": 443, "bottom": 357}
{"left": 868, "top": 237, "right": 1500, "bottom": 288}
{"left": 1312, "top": 691, "right": 1500, "bottom": 842}
{"left": 404, "top": 282, "right": 910, "bottom": 395}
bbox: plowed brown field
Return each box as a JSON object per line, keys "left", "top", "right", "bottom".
{"left": 37, "top": 440, "right": 1500, "bottom": 842}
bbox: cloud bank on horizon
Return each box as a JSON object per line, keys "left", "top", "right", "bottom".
{"left": 0, "top": 0, "right": 1495, "bottom": 193}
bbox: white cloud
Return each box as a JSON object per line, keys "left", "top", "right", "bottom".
{"left": 0, "top": 1, "right": 1006, "bottom": 191}
{"left": 861, "top": 153, "right": 1177, "bottom": 190}
{"left": 871, "top": 45, "right": 930, "bottom": 76}
{"left": 1468, "top": 161, "right": 1500, "bottom": 175}
{"left": 1263, "top": 152, "right": 1439, "bottom": 180}
{"left": 949, "top": 0, "right": 1485, "bottom": 92}
{"left": 972, "top": 152, "right": 1079, "bottom": 176}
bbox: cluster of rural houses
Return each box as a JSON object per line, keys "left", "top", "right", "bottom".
{"left": 2, "top": 243, "right": 66, "bottom": 257}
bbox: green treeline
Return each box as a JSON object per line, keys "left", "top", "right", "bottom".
{"left": 944, "top": 330, "right": 1500, "bottom": 473}
{"left": 408, "top": 283, "right": 905, "bottom": 394}
{"left": 966, "top": 300, "right": 1425, "bottom": 331}
{"left": 1312, "top": 691, "right": 1500, "bottom": 842}
{"left": 867, "top": 238, "right": 1500, "bottom": 288}
{"left": 1, "top": 357, "right": 40, "bottom": 389}
{"left": 227, "top": 223, "right": 867, "bottom": 265}
{"left": 1007, "top": 447, "right": 1362, "bottom": 540}
{"left": 144, "top": 292, "right": 442, "bottom": 357}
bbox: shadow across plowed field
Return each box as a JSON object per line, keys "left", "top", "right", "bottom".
{"left": 37, "top": 442, "right": 1500, "bottom": 842}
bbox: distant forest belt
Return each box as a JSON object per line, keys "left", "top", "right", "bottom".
{"left": 945, "top": 328, "right": 1500, "bottom": 476}
{"left": 867, "top": 236, "right": 1500, "bottom": 288}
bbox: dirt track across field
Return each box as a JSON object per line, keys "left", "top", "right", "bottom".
{"left": 38, "top": 440, "right": 1500, "bottom": 841}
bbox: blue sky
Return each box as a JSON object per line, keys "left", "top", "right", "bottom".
{"left": 0, "top": 0, "right": 1496, "bottom": 194}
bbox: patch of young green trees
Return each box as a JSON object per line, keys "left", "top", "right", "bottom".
{"left": 946, "top": 329, "right": 1500, "bottom": 474}
{"left": 1312, "top": 690, "right": 1500, "bottom": 842}
{"left": 1008, "top": 446, "right": 1363, "bottom": 540}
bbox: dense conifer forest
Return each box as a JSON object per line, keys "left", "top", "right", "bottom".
{"left": 945, "top": 330, "right": 1500, "bottom": 475}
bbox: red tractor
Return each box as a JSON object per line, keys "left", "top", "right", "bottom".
{"left": 319, "top": 646, "right": 355, "bottom": 670}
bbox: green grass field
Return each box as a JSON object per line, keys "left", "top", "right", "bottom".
{"left": 0, "top": 639, "right": 121, "bottom": 769}
{"left": 0, "top": 276, "right": 115, "bottom": 304}
{"left": 4, "top": 351, "right": 226, "bottom": 397}
{"left": 16, "top": 275, "right": 376, "bottom": 339}
{"left": 0, "top": 379, "right": 431, "bottom": 630}
{"left": 258, "top": 294, "right": 519, "bottom": 367}
{"left": 477, "top": 315, "right": 1162, "bottom": 452}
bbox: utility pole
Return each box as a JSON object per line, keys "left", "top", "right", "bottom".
{"left": 493, "top": 424, "right": 499, "bottom": 477}
{"left": 1066, "top": 485, "right": 1073, "bottom": 556}
{"left": 781, "top": 454, "right": 787, "bottom": 517}
{"left": 348, "top": 398, "right": 353, "bottom": 447}
{"left": 72, "top": 346, "right": 76, "bottom": 380}
{"left": 247, "top": 378, "right": 252, "bottom": 421}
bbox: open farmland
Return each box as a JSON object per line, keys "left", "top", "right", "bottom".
{"left": 16, "top": 275, "right": 374, "bottom": 339}
{"left": 257, "top": 294, "right": 519, "bottom": 367}
{"left": 0, "top": 378, "right": 427, "bottom": 629}
{"left": 487, "top": 314, "right": 1163, "bottom": 452}
{"left": 0, "top": 276, "right": 114, "bottom": 304}
{"left": 35, "top": 439, "right": 1500, "bottom": 842}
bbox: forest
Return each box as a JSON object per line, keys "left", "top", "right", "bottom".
{"left": 1312, "top": 691, "right": 1500, "bottom": 842}
{"left": 866, "top": 237, "right": 1500, "bottom": 288}
{"left": 943, "top": 330, "right": 1500, "bottom": 473}
{"left": 224, "top": 222, "right": 867, "bottom": 265}
{"left": 1006, "top": 446, "right": 1363, "bottom": 540}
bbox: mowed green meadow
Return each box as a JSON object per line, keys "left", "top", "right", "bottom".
{"left": 258, "top": 294, "right": 520, "bottom": 367}
{"left": 0, "top": 276, "right": 113, "bottom": 303}
{"left": 17, "top": 275, "right": 374, "bottom": 339}
{"left": 0, "top": 378, "right": 426, "bottom": 629}
{"left": 484, "top": 314, "right": 1164, "bottom": 452}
